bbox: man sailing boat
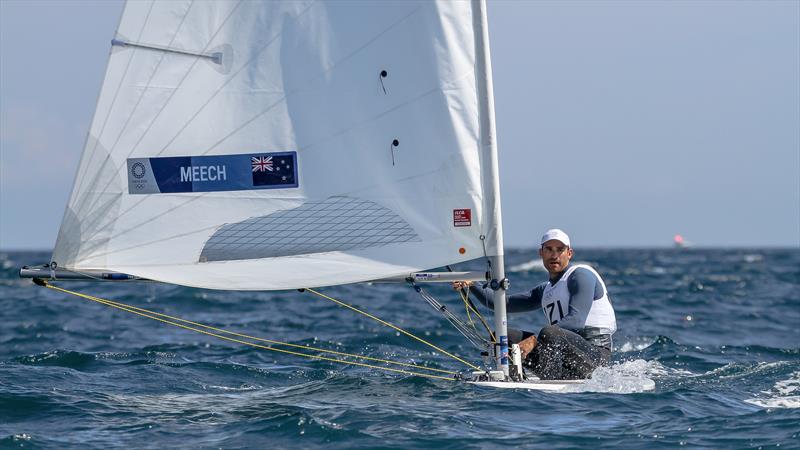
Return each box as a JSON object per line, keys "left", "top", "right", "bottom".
{"left": 454, "top": 229, "right": 617, "bottom": 380}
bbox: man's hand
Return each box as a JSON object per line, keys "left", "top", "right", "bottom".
{"left": 518, "top": 335, "right": 537, "bottom": 359}
{"left": 452, "top": 281, "right": 473, "bottom": 291}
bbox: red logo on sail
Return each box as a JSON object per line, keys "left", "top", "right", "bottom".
{"left": 453, "top": 209, "right": 471, "bottom": 227}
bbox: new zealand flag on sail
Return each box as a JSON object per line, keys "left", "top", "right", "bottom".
{"left": 251, "top": 153, "right": 297, "bottom": 186}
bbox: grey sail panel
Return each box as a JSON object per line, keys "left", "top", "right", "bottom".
{"left": 200, "top": 197, "right": 419, "bottom": 261}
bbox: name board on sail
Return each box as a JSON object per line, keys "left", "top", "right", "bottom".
{"left": 126, "top": 152, "right": 298, "bottom": 194}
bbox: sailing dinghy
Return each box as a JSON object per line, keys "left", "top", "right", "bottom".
{"left": 20, "top": 0, "right": 653, "bottom": 392}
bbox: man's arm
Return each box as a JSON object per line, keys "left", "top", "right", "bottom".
{"left": 468, "top": 283, "right": 545, "bottom": 313}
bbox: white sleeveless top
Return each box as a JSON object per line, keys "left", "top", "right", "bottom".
{"left": 541, "top": 264, "right": 617, "bottom": 334}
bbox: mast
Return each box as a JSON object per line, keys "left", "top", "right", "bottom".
{"left": 473, "top": 0, "right": 508, "bottom": 377}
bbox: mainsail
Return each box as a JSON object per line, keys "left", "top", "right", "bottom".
{"left": 51, "top": 0, "right": 504, "bottom": 292}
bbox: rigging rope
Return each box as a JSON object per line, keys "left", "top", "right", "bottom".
{"left": 303, "top": 288, "right": 481, "bottom": 371}
{"left": 443, "top": 265, "right": 495, "bottom": 344}
{"left": 457, "top": 288, "right": 496, "bottom": 343}
{"left": 414, "top": 285, "right": 487, "bottom": 350}
{"left": 38, "top": 281, "right": 456, "bottom": 381}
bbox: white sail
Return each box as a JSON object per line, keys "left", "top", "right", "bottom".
{"left": 53, "top": 0, "right": 500, "bottom": 291}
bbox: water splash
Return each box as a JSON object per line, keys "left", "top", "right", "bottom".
{"left": 617, "top": 337, "right": 657, "bottom": 353}
{"left": 564, "top": 359, "right": 662, "bottom": 393}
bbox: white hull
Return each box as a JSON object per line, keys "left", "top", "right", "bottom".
{"left": 469, "top": 377, "right": 656, "bottom": 392}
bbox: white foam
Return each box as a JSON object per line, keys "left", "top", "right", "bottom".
{"left": 774, "top": 372, "right": 800, "bottom": 395}
{"left": 563, "top": 359, "right": 663, "bottom": 393}
{"left": 617, "top": 338, "right": 656, "bottom": 353}
{"left": 744, "top": 371, "right": 800, "bottom": 409}
{"left": 743, "top": 254, "right": 763, "bottom": 263}
{"left": 507, "top": 259, "right": 545, "bottom": 273}
{"left": 204, "top": 384, "right": 261, "bottom": 392}
{"left": 745, "top": 396, "right": 800, "bottom": 409}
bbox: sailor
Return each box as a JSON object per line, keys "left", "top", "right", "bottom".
{"left": 453, "top": 229, "right": 616, "bottom": 380}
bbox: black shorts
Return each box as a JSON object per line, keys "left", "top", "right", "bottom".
{"left": 524, "top": 325, "right": 611, "bottom": 380}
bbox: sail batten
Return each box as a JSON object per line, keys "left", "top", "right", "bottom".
{"left": 53, "top": 0, "right": 499, "bottom": 291}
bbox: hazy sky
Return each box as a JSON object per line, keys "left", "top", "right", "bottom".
{"left": 1, "top": 0, "right": 798, "bottom": 250}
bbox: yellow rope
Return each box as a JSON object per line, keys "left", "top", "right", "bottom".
{"left": 42, "top": 283, "right": 456, "bottom": 381}
{"left": 304, "top": 288, "right": 480, "bottom": 371}
{"left": 460, "top": 290, "right": 478, "bottom": 336}
{"left": 462, "top": 290, "right": 475, "bottom": 326}
{"left": 458, "top": 288, "right": 496, "bottom": 343}
{"left": 79, "top": 289, "right": 455, "bottom": 375}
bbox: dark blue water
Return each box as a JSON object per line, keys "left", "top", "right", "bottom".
{"left": 1, "top": 249, "right": 798, "bottom": 449}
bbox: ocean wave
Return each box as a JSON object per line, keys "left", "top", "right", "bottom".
{"left": 617, "top": 337, "right": 658, "bottom": 353}
{"left": 0, "top": 434, "right": 32, "bottom": 448}
{"left": 744, "top": 371, "right": 800, "bottom": 409}
{"left": 506, "top": 258, "right": 598, "bottom": 273}
{"left": 507, "top": 259, "right": 545, "bottom": 273}
{"left": 674, "top": 360, "right": 795, "bottom": 384}
{"left": 743, "top": 254, "right": 764, "bottom": 263}
{"left": 200, "top": 383, "right": 262, "bottom": 392}
{"left": 2, "top": 249, "right": 798, "bottom": 447}
{"left": 13, "top": 349, "right": 99, "bottom": 368}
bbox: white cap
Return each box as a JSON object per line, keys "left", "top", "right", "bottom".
{"left": 541, "top": 229, "right": 571, "bottom": 247}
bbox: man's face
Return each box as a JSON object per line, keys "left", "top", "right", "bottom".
{"left": 539, "top": 239, "right": 573, "bottom": 274}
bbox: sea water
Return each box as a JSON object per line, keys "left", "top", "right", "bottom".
{"left": 1, "top": 248, "right": 798, "bottom": 448}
